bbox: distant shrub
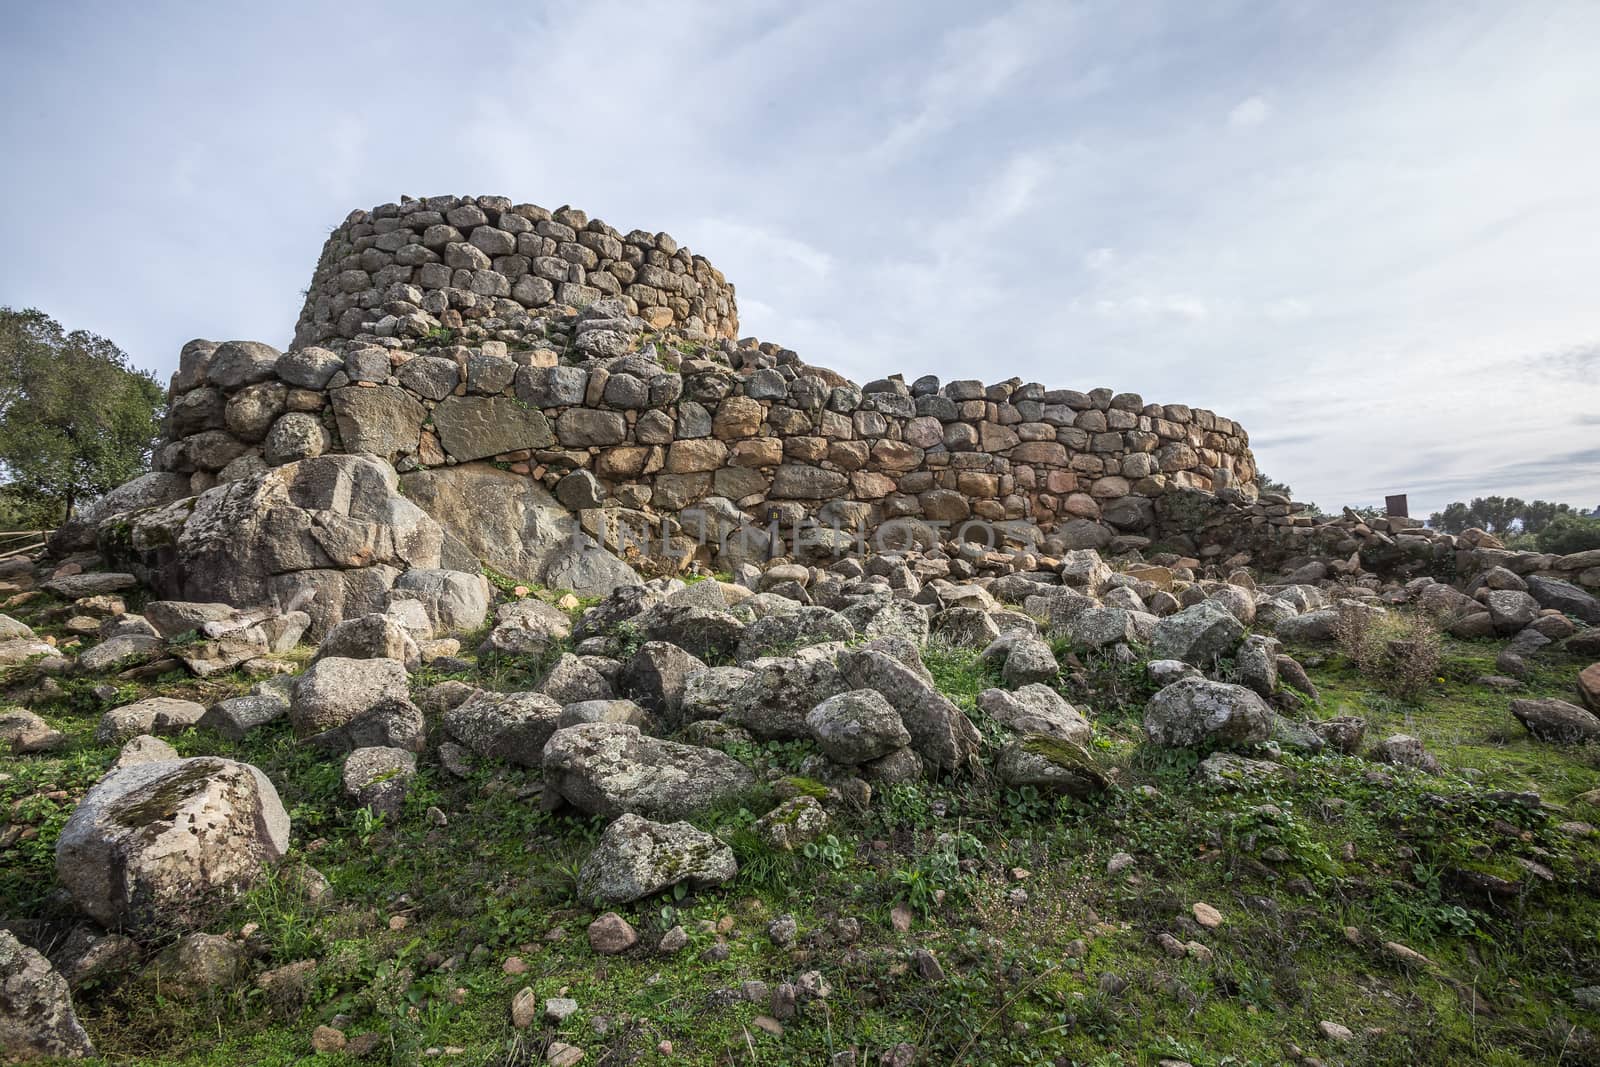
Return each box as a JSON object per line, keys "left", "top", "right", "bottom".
{"left": 1334, "top": 604, "right": 1441, "bottom": 702}
{"left": 1536, "top": 515, "right": 1600, "bottom": 556}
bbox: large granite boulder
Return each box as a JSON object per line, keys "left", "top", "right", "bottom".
{"left": 1485, "top": 589, "right": 1540, "bottom": 635}
{"left": 541, "top": 535, "right": 643, "bottom": 598}
{"left": 736, "top": 606, "right": 855, "bottom": 663}
{"left": 805, "top": 689, "right": 912, "bottom": 765}
{"left": 388, "top": 569, "right": 491, "bottom": 632}
{"left": 679, "top": 666, "right": 754, "bottom": 725}
{"left": 329, "top": 385, "right": 425, "bottom": 461}
{"left": 429, "top": 395, "right": 553, "bottom": 461}
{"left": 342, "top": 747, "right": 417, "bottom": 818}
{"left": 976, "top": 685, "right": 1092, "bottom": 744}
{"left": 836, "top": 647, "right": 980, "bottom": 771}
{"left": 51, "top": 470, "right": 193, "bottom": 554}
{"left": 1066, "top": 606, "right": 1138, "bottom": 649}
{"left": 442, "top": 690, "right": 564, "bottom": 766}
{"left": 840, "top": 596, "right": 930, "bottom": 644}
{"left": 289, "top": 656, "right": 410, "bottom": 737}
{"left": 479, "top": 598, "right": 572, "bottom": 659}
{"left": 1581, "top": 663, "right": 1600, "bottom": 714}
{"left": 541, "top": 723, "right": 755, "bottom": 819}
{"left": 207, "top": 340, "right": 281, "bottom": 389}
{"left": 577, "top": 813, "right": 737, "bottom": 904}
{"left": 77, "top": 633, "right": 165, "bottom": 673}
{"left": 307, "top": 695, "right": 426, "bottom": 755}
{"left": 994, "top": 737, "right": 1109, "bottom": 798}
{"left": 1511, "top": 697, "right": 1600, "bottom": 744}
{"left": 313, "top": 613, "right": 418, "bottom": 667}
{"left": 541, "top": 655, "right": 616, "bottom": 705}
{"left": 102, "top": 454, "right": 442, "bottom": 637}
{"left": 1274, "top": 607, "right": 1346, "bottom": 643}
{"left": 1143, "top": 677, "right": 1272, "bottom": 748}
{"left": 198, "top": 691, "right": 288, "bottom": 742}
{"left": 1151, "top": 601, "right": 1245, "bottom": 666}
{"left": 1058, "top": 549, "right": 1113, "bottom": 595}
{"left": 400, "top": 462, "right": 638, "bottom": 596}
{"left": 634, "top": 601, "right": 745, "bottom": 662}
{"left": 1526, "top": 576, "right": 1600, "bottom": 624}
{"left": 724, "top": 643, "right": 849, "bottom": 740}
{"left": 55, "top": 757, "right": 289, "bottom": 932}
{"left": 619, "top": 642, "right": 707, "bottom": 728}
{"left": 94, "top": 697, "right": 206, "bottom": 744}
{"left": 0, "top": 709, "right": 65, "bottom": 754}
{"left": 0, "top": 639, "right": 64, "bottom": 668}
{"left": 44, "top": 572, "right": 137, "bottom": 598}
{"left": 998, "top": 637, "right": 1059, "bottom": 687}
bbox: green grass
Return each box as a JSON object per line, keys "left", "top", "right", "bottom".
{"left": 4, "top": 586, "right": 1600, "bottom": 1064}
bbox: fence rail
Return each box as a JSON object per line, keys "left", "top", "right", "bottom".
{"left": 0, "top": 528, "right": 50, "bottom": 561}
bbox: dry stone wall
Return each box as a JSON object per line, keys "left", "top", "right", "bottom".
{"left": 293, "top": 196, "right": 737, "bottom": 351}
{"left": 140, "top": 195, "right": 1259, "bottom": 584}
{"left": 154, "top": 346, "right": 1255, "bottom": 583}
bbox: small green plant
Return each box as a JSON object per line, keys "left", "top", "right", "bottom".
{"left": 890, "top": 830, "right": 985, "bottom": 917}
{"left": 480, "top": 565, "right": 527, "bottom": 596}
{"left": 1002, "top": 784, "right": 1051, "bottom": 824}
{"left": 349, "top": 806, "right": 386, "bottom": 846}
{"left": 880, "top": 784, "right": 935, "bottom": 831}
{"left": 802, "top": 833, "right": 847, "bottom": 870}
{"left": 612, "top": 619, "right": 645, "bottom": 660}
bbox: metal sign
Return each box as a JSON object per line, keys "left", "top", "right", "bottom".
{"left": 1385, "top": 494, "right": 1408, "bottom": 518}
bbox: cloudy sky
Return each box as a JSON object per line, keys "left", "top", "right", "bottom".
{"left": 3, "top": 1, "right": 1597, "bottom": 516}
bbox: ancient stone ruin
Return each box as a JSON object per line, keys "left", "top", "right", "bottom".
{"left": 65, "top": 195, "right": 1283, "bottom": 632}
{"left": 9, "top": 196, "right": 1600, "bottom": 1065}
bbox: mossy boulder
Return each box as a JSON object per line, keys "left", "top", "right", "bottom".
{"left": 995, "top": 736, "right": 1109, "bottom": 798}
{"left": 55, "top": 757, "right": 289, "bottom": 932}
{"left": 577, "top": 813, "right": 736, "bottom": 904}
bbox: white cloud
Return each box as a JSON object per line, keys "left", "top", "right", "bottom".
{"left": 870, "top": 2, "right": 1073, "bottom": 164}
{"left": 986, "top": 152, "right": 1050, "bottom": 224}
{"left": 1227, "top": 95, "right": 1271, "bottom": 128}
{"left": 690, "top": 219, "right": 834, "bottom": 280}
{"left": 1085, "top": 295, "right": 1210, "bottom": 321}
{"left": 1263, "top": 298, "right": 1311, "bottom": 320}
{"left": 1083, "top": 247, "right": 1116, "bottom": 271}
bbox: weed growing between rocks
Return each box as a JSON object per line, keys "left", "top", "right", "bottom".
{"left": 1334, "top": 602, "right": 1443, "bottom": 702}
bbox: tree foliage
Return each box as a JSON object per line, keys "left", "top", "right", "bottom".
{"left": 1427, "top": 496, "right": 1584, "bottom": 535}
{"left": 1535, "top": 514, "right": 1600, "bottom": 555}
{"left": 0, "top": 307, "right": 165, "bottom": 528}
{"left": 1255, "top": 470, "right": 1294, "bottom": 497}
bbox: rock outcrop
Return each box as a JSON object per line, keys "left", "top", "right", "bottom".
{"left": 100, "top": 454, "right": 443, "bottom": 636}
